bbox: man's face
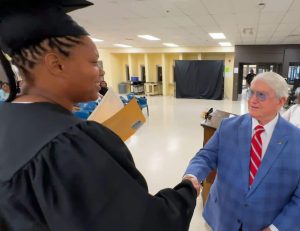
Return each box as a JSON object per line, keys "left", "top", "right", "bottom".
{"left": 248, "top": 80, "right": 286, "bottom": 125}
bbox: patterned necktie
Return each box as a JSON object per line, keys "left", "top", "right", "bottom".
{"left": 249, "top": 125, "right": 265, "bottom": 186}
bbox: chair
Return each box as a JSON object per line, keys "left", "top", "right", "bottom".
{"left": 137, "top": 96, "right": 149, "bottom": 116}
{"left": 126, "top": 93, "right": 135, "bottom": 101}
{"left": 120, "top": 96, "right": 129, "bottom": 105}
{"left": 78, "top": 101, "right": 98, "bottom": 113}
{"left": 73, "top": 110, "right": 90, "bottom": 120}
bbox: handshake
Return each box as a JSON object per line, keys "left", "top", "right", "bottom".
{"left": 183, "top": 175, "right": 202, "bottom": 196}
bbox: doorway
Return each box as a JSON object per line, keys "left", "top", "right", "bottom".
{"left": 239, "top": 63, "right": 282, "bottom": 94}
{"left": 125, "top": 65, "right": 130, "bottom": 81}
{"left": 157, "top": 65, "right": 162, "bottom": 82}
{"left": 140, "top": 65, "right": 146, "bottom": 82}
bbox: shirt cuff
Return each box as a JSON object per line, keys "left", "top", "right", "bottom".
{"left": 270, "top": 224, "right": 279, "bottom": 231}
{"left": 183, "top": 174, "right": 198, "bottom": 180}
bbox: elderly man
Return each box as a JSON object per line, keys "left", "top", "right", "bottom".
{"left": 185, "top": 72, "right": 300, "bottom": 231}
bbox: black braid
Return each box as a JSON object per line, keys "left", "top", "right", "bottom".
{"left": 0, "top": 51, "right": 18, "bottom": 102}
{"left": 11, "top": 36, "right": 83, "bottom": 76}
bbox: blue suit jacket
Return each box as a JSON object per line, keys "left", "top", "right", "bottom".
{"left": 185, "top": 114, "right": 300, "bottom": 231}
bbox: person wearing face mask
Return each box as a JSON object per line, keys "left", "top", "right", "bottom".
{"left": 0, "top": 82, "right": 9, "bottom": 101}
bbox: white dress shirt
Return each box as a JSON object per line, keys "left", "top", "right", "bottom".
{"left": 252, "top": 114, "right": 279, "bottom": 231}
{"left": 282, "top": 104, "right": 300, "bottom": 128}
{"left": 251, "top": 114, "right": 278, "bottom": 159}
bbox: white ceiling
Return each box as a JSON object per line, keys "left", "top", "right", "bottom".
{"left": 69, "top": 0, "right": 300, "bottom": 48}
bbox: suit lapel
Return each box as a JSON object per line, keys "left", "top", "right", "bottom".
{"left": 238, "top": 115, "right": 252, "bottom": 193}
{"left": 246, "top": 116, "right": 289, "bottom": 197}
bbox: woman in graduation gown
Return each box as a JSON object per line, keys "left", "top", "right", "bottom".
{"left": 0, "top": 1, "right": 198, "bottom": 231}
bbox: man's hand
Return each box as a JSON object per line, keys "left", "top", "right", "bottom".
{"left": 262, "top": 228, "right": 271, "bottom": 231}
{"left": 183, "top": 175, "right": 201, "bottom": 196}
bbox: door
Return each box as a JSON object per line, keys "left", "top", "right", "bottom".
{"left": 157, "top": 65, "right": 162, "bottom": 82}
{"left": 140, "top": 65, "right": 146, "bottom": 82}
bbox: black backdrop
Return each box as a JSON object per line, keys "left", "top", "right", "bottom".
{"left": 175, "top": 60, "right": 224, "bottom": 99}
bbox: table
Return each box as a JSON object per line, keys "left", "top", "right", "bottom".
{"left": 201, "top": 110, "right": 236, "bottom": 206}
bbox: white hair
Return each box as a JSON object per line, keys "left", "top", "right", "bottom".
{"left": 251, "top": 72, "right": 289, "bottom": 98}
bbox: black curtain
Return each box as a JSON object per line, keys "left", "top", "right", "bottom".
{"left": 175, "top": 60, "right": 224, "bottom": 99}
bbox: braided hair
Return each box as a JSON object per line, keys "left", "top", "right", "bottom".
{"left": 0, "top": 36, "right": 83, "bottom": 102}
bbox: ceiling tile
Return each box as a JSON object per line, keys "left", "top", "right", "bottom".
{"left": 68, "top": 0, "right": 300, "bottom": 48}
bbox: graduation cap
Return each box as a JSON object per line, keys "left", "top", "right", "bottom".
{"left": 0, "top": 0, "right": 93, "bottom": 56}
{"left": 0, "top": 0, "right": 93, "bottom": 102}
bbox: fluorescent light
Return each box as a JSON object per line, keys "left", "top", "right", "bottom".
{"left": 114, "top": 44, "right": 132, "bottom": 48}
{"left": 138, "top": 35, "right": 160, "bottom": 41}
{"left": 219, "top": 42, "right": 232, "bottom": 46}
{"left": 163, "top": 43, "right": 179, "bottom": 47}
{"left": 91, "top": 37, "right": 104, "bottom": 42}
{"left": 209, "top": 33, "right": 226, "bottom": 39}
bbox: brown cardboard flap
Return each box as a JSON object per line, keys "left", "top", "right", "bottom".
{"left": 101, "top": 99, "right": 146, "bottom": 141}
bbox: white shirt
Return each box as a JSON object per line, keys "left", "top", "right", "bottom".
{"left": 252, "top": 115, "right": 280, "bottom": 231}
{"left": 251, "top": 114, "right": 279, "bottom": 159}
{"left": 282, "top": 104, "right": 300, "bottom": 128}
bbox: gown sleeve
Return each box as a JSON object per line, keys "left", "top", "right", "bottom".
{"left": 26, "top": 121, "right": 196, "bottom": 231}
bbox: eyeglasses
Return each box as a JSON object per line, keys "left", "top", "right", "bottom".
{"left": 246, "top": 89, "right": 268, "bottom": 101}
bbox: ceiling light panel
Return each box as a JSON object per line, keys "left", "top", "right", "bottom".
{"left": 219, "top": 42, "right": 232, "bottom": 46}
{"left": 163, "top": 43, "right": 179, "bottom": 47}
{"left": 209, "top": 33, "right": 226, "bottom": 39}
{"left": 138, "top": 35, "right": 161, "bottom": 40}
{"left": 114, "top": 44, "right": 132, "bottom": 48}
{"left": 91, "top": 37, "right": 104, "bottom": 42}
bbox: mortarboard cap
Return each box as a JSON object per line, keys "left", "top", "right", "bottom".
{"left": 0, "top": 0, "right": 93, "bottom": 56}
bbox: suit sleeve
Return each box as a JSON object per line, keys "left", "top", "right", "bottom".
{"left": 29, "top": 123, "right": 196, "bottom": 231}
{"left": 272, "top": 180, "right": 300, "bottom": 230}
{"left": 184, "top": 123, "right": 220, "bottom": 181}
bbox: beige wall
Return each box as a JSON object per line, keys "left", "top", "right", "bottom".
{"left": 99, "top": 49, "right": 114, "bottom": 88}
{"left": 120, "top": 54, "right": 128, "bottom": 81}
{"left": 224, "top": 53, "right": 235, "bottom": 99}
{"left": 147, "top": 54, "right": 162, "bottom": 82}
{"left": 165, "top": 53, "right": 180, "bottom": 96}
{"left": 99, "top": 47, "right": 235, "bottom": 99}
{"left": 202, "top": 53, "right": 225, "bottom": 60}
{"left": 182, "top": 53, "right": 199, "bottom": 60}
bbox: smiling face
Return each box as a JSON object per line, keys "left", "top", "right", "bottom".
{"left": 248, "top": 80, "right": 286, "bottom": 125}
{"left": 60, "top": 36, "right": 104, "bottom": 102}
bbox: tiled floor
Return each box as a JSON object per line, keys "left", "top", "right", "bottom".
{"left": 125, "top": 95, "right": 248, "bottom": 231}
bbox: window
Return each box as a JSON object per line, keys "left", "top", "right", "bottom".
{"left": 288, "top": 62, "right": 300, "bottom": 84}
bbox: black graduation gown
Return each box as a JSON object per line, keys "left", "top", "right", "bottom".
{"left": 0, "top": 102, "right": 196, "bottom": 231}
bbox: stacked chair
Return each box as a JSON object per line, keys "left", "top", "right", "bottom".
{"left": 73, "top": 101, "right": 98, "bottom": 119}
{"left": 119, "top": 93, "right": 149, "bottom": 116}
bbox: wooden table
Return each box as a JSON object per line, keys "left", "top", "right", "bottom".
{"left": 201, "top": 110, "right": 235, "bottom": 206}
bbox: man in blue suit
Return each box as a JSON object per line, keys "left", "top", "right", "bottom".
{"left": 184, "top": 72, "right": 300, "bottom": 231}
